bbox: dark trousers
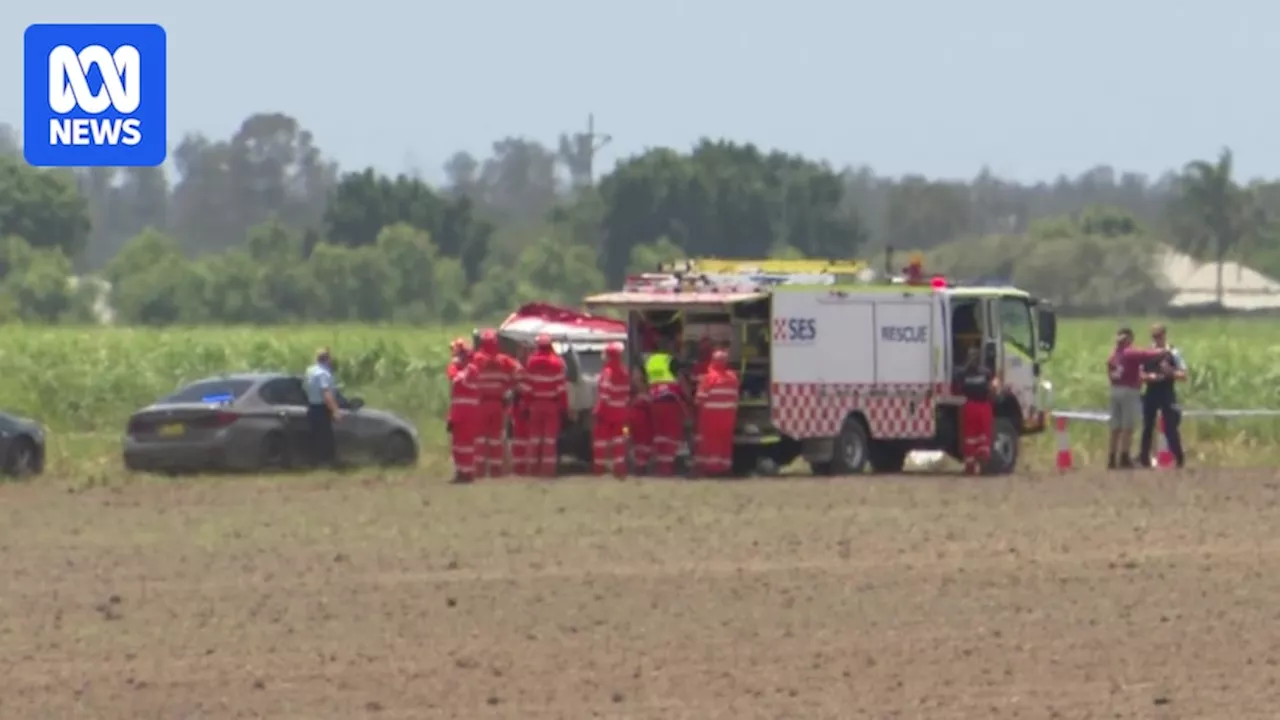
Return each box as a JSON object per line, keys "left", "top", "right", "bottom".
{"left": 307, "top": 405, "right": 336, "bottom": 466}
{"left": 1138, "top": 394, "right": 1184, "bottom": 466}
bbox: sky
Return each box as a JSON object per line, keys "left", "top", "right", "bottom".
{"left": 5, "top": 0, "right": 1279, "bottom": 184}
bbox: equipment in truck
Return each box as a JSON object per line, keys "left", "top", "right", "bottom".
{"left": 583, "top": 257, "right": 1058, "bottom": 476}
{"left": 496, "top": 303, "right": 628, "bottom": 465}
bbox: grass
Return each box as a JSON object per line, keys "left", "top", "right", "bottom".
{"left": 2, "top": 318, "right": 1278, "bottom": 479}
{"left": 1050, "top": 318, "right": 1280, "bottom": 465}
{"left": 0, "top": 324, "right": 464, "bottom": 481}
{"left": 0, "top": 325, "right": 460, "bottom": 433}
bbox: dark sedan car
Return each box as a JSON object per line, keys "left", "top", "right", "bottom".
{"left": 0, "top": 411, "right": 45, "bottom": 478}
{"left": 122, "top": 372, "right": 420, "bottom": 473}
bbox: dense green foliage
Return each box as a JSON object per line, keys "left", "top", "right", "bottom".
{"left": 1, "top": 115, "right": 1277, "bottom": 325}
{"left": 4, "top": 321, "right": 1276, "bottom": 462}
{"left": 0, "top": 326, "right": 455, "bottom": 439}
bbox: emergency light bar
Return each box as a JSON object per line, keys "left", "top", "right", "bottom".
{"left": 658, "top": 257, "right": 869, "bottom": 276}
{"left": 619, "top": 277, "right": 764, "bottom": 294}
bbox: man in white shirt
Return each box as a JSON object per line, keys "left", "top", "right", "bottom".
{"left": 305, "top": 347, "right": 343, "bottom": 466}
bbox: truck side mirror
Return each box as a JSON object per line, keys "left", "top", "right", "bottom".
{"left": 1037, "top": 308, "right": 1057, "bottom": 353}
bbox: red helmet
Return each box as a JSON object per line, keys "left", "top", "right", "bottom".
{"left": 479, "top": 329, "right": 499, "bottom": 353}
{"left": 535, "top": 333, "right": 553, "bottom": 349}
{"left": 605, "top": 342, "right": 623, "bottom": 360}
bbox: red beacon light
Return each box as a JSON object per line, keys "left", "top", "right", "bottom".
{"left": 930, "top": 275, "right": 948, "bottom": 290}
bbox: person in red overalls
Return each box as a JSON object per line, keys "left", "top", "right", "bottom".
{"left": 690, "top": 337, "right": 714, "bottom": 384}
{"left": 903, "top": 252, "right": 925, "bottom": 285}
{"left": 448, "top": 355, "right": 481, "bottom": 483}
{"left": 628, "top": 374, "right": 653, "bottom": 475}
{"left": 694, "top": 350, "right": 740, "bottom": 477}
{"left": 519, "top": 334, "right": 568, "bottom": 477}
{"left": 446, "top": 337, "right": 470, "bottom": 381}
{"left": 646, "top": 338, "right": 688, "bottom": 477}
{"left": 684, "top": 337, "right": 715, "bottom": 444}
{"left": 593, "top": 342, "right": 631, "bottom": 478}
{"left": 509, "top": 345, "right": 532, "bottom": 475}
{"left": 472, "top": 329, "right": 521, "bottom": 478}
{"left": 953, "top": 346, "right": 999, "bottom": 475}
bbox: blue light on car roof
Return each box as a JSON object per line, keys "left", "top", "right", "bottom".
{"left": 202, "top": 393, "right": 235, "bottom": 404}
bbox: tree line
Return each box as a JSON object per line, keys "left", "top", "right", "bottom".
{"left": 0, "top": 114, "right": 1270, "bottom": 324}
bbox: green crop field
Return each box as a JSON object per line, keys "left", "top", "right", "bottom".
{"left": 1050, "top": 317, "right": 1280, "bottom": 466}
{"left": 0, "top": 325, "right": 464, "bottom": 480}
{"left": 1, "top": 318, "right": 1277, "bottom": 479}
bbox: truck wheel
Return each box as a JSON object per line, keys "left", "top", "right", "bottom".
{"left": 868, "top": 441, "right": 908, "bottom": 474}
{"left": 828, "top": 416, "right": 870, "bottom": 475}
{"left": 983, "top": 417, "right": 1020, "bottom": 475}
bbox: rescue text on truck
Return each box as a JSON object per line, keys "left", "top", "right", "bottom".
{"left": 583, "top": 258, "right": 1057, "bottom": 476}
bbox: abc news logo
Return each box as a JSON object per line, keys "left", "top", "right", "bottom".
{"left": 48, "top": 44, "right": 143, "bottom": 147}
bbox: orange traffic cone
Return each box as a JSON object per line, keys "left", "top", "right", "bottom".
{"left": 1154, "top": 414, "right": 1175, "bottom": 469}
{"left": 1054, "top": 415, "right": 1073, "bottom": 471}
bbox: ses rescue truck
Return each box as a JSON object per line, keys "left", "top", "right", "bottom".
{"left": 584, "top": 258, "right": 1058, "bottom": 475}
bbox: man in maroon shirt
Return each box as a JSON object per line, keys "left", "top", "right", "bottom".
{"left": 1106, "top": 327, "right": 1170, "bottom": 469}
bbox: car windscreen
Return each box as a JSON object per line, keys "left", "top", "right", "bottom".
{"left": 158, "top": 379, "right": 256, "bottom": 405}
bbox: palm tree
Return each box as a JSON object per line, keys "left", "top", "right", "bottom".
{"left": 1173, "top": 148, "right": 1246, "bottom": 306}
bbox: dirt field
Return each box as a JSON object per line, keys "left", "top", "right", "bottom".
{"left": 3, "top": 470, "right": 1280, "bottom": 719}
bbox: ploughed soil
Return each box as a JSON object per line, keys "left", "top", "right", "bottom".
{"left": 3, "top": 469, "right": 1280, "bottom": 719}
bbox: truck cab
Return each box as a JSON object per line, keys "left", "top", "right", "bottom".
{"left": 584, "top": 259, "right": 1056, "bottom": 475}
{"left": 932, "top": 286, "right": 1058, "bottom": 471}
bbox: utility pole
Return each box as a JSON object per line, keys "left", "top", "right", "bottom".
{"left": 581, "top": 112, "right": 612, "bottom": 186}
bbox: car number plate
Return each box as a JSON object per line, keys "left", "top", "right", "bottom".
{"left": 157, "top": 423, "right": 184, "bottom": 437}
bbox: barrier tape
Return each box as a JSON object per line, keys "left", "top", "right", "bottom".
{"left": 1052, "top": 408, "right": 1280, "bottom": 422}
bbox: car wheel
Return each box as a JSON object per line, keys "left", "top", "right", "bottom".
{"left": 3, "top": 436, "right": 39, "bottom": 478}
{"left": 259, "top": 432, "right": 289, "bottom": 471}
{"left": 380, "top": 431, "right": 418, "bottom": 467}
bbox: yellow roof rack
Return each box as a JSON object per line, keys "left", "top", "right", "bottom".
{"left": 658, "top": 258, "right": 869, "bottom": 275}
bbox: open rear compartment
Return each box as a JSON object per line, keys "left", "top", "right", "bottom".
{"left": 585, "top": 290, "right": 798, "bottom": 475}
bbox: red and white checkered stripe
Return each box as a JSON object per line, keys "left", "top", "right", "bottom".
{"left": 771, "top": 382, "right": 945, "bottom": 439}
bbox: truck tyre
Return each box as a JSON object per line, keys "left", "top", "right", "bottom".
{"left": 825, "top": 416, "right": 870, "bottom": 476}
{"left": 868, "top": 441, "right": 908, "bottom": 474}
{"left": 983, "top": 416, "right": 1020, "bottom": 475}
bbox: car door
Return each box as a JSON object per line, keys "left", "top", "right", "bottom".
{"left": 256, "top": 378, "right": 313, "bottom": 465}
{"left": 333, "top": 391, "right": 375, "bottom": 465}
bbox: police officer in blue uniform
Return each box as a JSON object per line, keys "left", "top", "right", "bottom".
{"left": 305, "top": 347, "right": 342, "bottom": 466}
{"left": 1138, "top": 324, "right": 1186, "bottom": 468}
